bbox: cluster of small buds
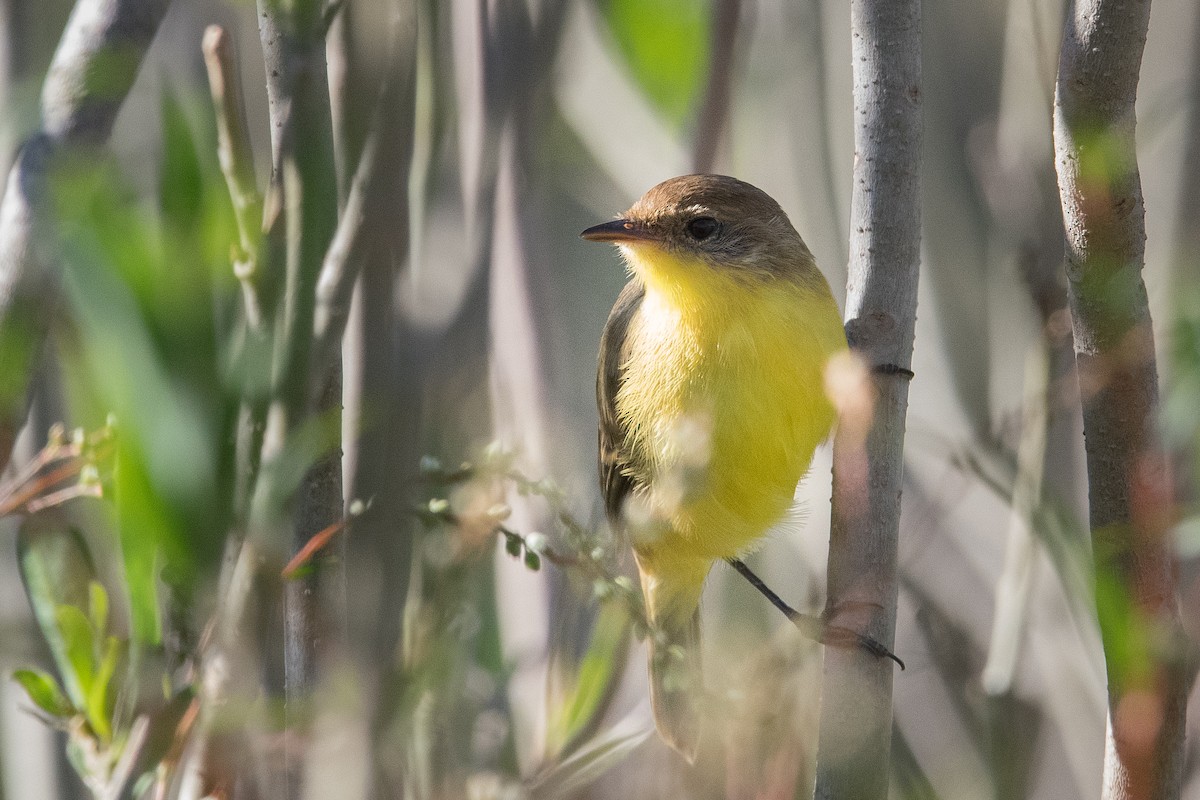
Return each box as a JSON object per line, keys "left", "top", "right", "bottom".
{"left": 414, "top": 442, "right": 648, "bottom": 630}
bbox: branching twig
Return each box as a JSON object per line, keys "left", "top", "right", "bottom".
{"left": 0, "top": 423, "right": 112, "bottom": 517}
{"left": 415, "top": 454, "right": 647, "bottom": 630}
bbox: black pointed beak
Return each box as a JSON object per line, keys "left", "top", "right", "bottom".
{"left": 580, "top": 218, "right": 655, "bottom": 243}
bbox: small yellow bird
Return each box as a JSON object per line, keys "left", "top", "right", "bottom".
{"left": 583, "top": 175, "right": 848, "bottom": 760}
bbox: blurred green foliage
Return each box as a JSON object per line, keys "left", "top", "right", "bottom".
{"left": 597, "top": 0, "right": 710, "bottom": 125}
{"left": 50, "top": 90, "right": 240, "bottom": 648}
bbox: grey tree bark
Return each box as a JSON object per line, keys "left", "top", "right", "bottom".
{"left": 1052, "top": 0, "right": 1191, "bottom": 798}
{"left": 813, "top": 0, "right": 921, "bottom": 797}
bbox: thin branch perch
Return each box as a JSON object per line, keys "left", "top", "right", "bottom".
{"left": 814, "top": 0, "right": 922, "bottom": 796}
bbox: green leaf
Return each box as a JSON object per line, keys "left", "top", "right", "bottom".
{"left": 12, "top": 669, "right": 74, "bottom": 718}
{"left": 548, "top": 604, "right": 630, "bottom": 753}
{"left": 113, "top": 445, "right": 172, "bottom": 646}
{"left": 55, "top": 605, "right": 96, "bottom": 710}
{"left": 523, "top": 550, "right": 541, "bottom": 571}
{"left": 88, "top": 581, "right": 109, "bottom": 639}
{"left": 17, "top": 514, "right": 98, "bottom": 709}
{"left": 598, "top": 0, "right": 711, "bottom": 125}
{"left": 85, "top": 637, "right": 121, "bottom": 742}
{"left": 54, "top": 153, "right": 236, "bottom": 645}
{"left": 158, "top": 87, "right": 205, "bottom": 234}
{"left": 505, "top": 534, "right": 522, "bottom": 558}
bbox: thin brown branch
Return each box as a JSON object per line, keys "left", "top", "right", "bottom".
{"left": 0, "top": 425, "right": 77, "bottom": 505}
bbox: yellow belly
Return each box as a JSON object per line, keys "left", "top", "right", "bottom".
{"left": 616, "top": 270, "right": 846, "bottom": 566}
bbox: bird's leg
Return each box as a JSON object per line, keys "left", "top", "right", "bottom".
{"left": 725, "top": 558, "right": 905, "bottom": 669}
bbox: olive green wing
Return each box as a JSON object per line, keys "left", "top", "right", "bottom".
{"left": 596, "top": 280, "right": 644, "bottom": 525}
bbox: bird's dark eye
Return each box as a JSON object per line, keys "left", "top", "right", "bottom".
{"left": 686, "top": 216, "right": 720, "bottom": 242}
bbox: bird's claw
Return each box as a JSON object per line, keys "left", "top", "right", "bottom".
{"left": 821, "top": 624, "right": 905, "bottom": 670}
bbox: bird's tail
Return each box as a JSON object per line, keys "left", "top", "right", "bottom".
{"left": 637, "top": 555, "right": 708, "bottom": 762}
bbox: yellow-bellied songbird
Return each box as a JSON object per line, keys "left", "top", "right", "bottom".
{"left": 583, "top": 175, "right": 848, "bottom": 760}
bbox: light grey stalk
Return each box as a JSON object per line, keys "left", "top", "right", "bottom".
{"left": 0, "top": 0, "right": 170, "bottom": 473}
{"left": 1053, "top": 0, "right": 1191, "bottom": 798}
{"left": 813, "top": 0, "right": 921, "bottom": 797}
{"left": 253, "top": 1, "right": 340, "bottom": 797}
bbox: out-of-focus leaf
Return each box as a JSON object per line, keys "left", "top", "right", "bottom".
{"left": 523, "top": 549, "right": 541, "bottom": 571}
{"left": 158, "top": 88, "right": 205, "bottom": 234}
{"left": 56, "top": 605, "right": 97, "bottom": 710}
{"left": 17, "top": 513, "right": 97, "bottom": 706}
{"left": 547, "top": 603, "right": 630, "bottom": 755}
{"left": 12, "top": 669, "right": 75, "bottom": 718}
{"left": 529, "top": 721, "right": 651, "bottom": 799}
{"left": 126, "top": 688, "right": 195, "bottom": 785}
{"left": 85, "top": 636, "right": 121, "bottom": 743}
{"left": 890, "top": 725, "right": 942, "bottom": 800}
{"left": 113, "top": 447, "right": 167, "bottom": 646}
{"left": 505, "top": 533, "right": 521, "bottom": 558}
{"left": 1094, "top": 565, "right": 1151, "bottom": 690}
{"left": 250, "top": 405, "right": 344, "bottom": 525}
{"left": 597, "top": 0, "right": 710, "bottom": 125}
{"left": 55, "top": 145, "right": 238, "bottom": 641}
{"left": 88, "top": 580, "right": 108, "bottom": 640}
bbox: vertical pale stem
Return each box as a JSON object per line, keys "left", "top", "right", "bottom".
{"left": 814, "top": 0, "right": 922, "bottom": 796}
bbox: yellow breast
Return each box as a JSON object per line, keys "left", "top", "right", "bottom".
{"left": 616, "top": 247, "right": 846, "bottom": 560}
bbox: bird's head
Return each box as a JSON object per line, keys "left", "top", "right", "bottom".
{"left": 581, "top": 174, "right": 818, "bottom": 282}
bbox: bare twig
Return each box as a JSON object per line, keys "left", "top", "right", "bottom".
{"left": 202, "top": 25, "right": 265, "bottom": 332}
{"left": 1053, "top": 1, "right": 1192, "bottom": 798}
{"left": 0, "top": 425, "right": 111, "bottom": 516}
{"left": 0, "top": 0, "right": 170, "bottom": 474}
{"left": 814, "top": 0, "right": 922, "bottom": 797}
